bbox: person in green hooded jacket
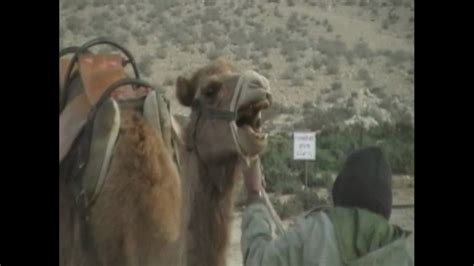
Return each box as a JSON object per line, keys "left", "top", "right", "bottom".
{"left": 241, "top": 147, "right": 414, "bottom": 266}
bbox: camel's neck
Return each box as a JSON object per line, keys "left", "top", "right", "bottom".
{"left": 180, "top": 150, "right": 240, "bottom": 266}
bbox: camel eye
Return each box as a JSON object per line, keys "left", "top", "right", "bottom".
{"left": 204, "top": 81, "right": 222, "bottom": 97}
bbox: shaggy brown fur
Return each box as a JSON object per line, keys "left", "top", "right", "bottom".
{"left": 60, "top": 110, "right": 182, "bottom": 266}
{"left": 176, "top": 59, "right": 248, "bottom": 266}
{"left": 60, "top": 58, "right": 266, "bottom": 266}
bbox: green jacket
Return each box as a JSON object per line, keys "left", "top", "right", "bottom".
{"left": 241, "top": 203, "right": 414, "bottom": 266}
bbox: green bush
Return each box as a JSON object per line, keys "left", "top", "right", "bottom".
{"left": 261, "top": 133, "right": 301, "bottom": 193}
{"left": 308, "top": 172, "right": 334, "bottom": 188}
{"left": 261, "top": 123, "right": 414, "bottom": 191}
{"left": 295, "top": 189, "right": 321, "bottom": 210}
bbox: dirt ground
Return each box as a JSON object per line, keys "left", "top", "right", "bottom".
{"left": 226, "top": 187, "right": 414, "bottom": 266}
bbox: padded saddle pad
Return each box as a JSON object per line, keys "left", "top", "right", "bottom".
{"left": 59, "top": 93, "right": 92, "bottom": 162}
{"left": 81, "top": 98, "right": 121, "bottom": 205}
{"left": 144, "top": 91, "right": 182, "bottom": 169}
{"left": 78, "top": 53, "right": 131, "bottom": 105}
{"left": 59, "top": 53, "right": 130, "bottom": 163}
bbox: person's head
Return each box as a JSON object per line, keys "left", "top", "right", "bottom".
{"left": 332, "top": 147, "right": 392, "bottom": 219}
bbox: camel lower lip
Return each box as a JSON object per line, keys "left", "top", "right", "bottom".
{"left": 241, "top": 125, "right": 267, "bottom": 139}
{"left": 235, "top": 98, "right": 271, "bottom": 156}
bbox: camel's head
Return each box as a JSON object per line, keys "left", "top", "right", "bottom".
{"left": 176, "top": 59, "right": 272, "bottom": 163}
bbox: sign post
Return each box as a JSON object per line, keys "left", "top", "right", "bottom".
{"left": 293, "top": 132, "right": 316, "bottom": 189}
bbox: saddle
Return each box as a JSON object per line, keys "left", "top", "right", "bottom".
{"left": 59, "top": 52, "right": 135, "bottom": 159}
{"left": 60, "top": 41, "right": 175, "bottom": 208}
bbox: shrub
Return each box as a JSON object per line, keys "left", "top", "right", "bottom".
{"left": 77, "top": 0, "right": 87, "bottom": 10}
{"left": 253, "top": 31, "right": 278, "bottom": 51}
{"left": 308, "top": 172, "right": 333, "bottom": 188}
{"left": 59, "top": 25, "right": 65, "bottom": 38}
{"left": 229, "top": 28, "right": 248, "bottom": 46}
{"left": 294, "top": 105, "right": 352, "bottom": 131}
{"left": 137, "top": 35, "right": 148, "bottom": 46}
{"left": 295, "top": 189, "right": 321, "bottom": 210}
{"left": 138, "top": 55, "right": 153, "bottom": 77}
{"left": 306, "top": 70, "right": 316, "bottom": 81}
{"left": 163, "top": 77, "right": 174, "bottom": 86}
{"left": 261, "top": 61, "right": 273, "bottom": 70}
{"left": 261, "top": 133, "right": 302, "bottom": 193}
{"left": 311, "top": 56, "right": 323, "bottom": 70}
{"left": 331, "top": 81, "right": 343, "bottom": 90}
{"left": 345, "top": 51, "right": 355, "bottom": 65}
{"left": 325, "top": 57, "right": 340, "bottom": 75}
{"left": 118, "top": 18, "right": 130, "bottom": 30}
{"left": 326, "top": 24, "right": 333, "bottom": 33}
{"left": 346, "top": 0, "right": 356, "bottom": 5}
{"left": 93, "top": 0, "right": 109, "bottom": 7}
{"left": 390, "top": 0, "right": 403, "bottom": 6}
{"left": 353, "top": 40, "right": 373, "bottom": 58}
{"left": 66, "top": 15, "right": 82, "bottom": 33}
{"left": 287, "top": 12, "right": 302, "bottom": 31}
{"left": 214, "top": 37, "right": 227, "bottom": 50}
{"left": 249, "top": 52, "right": 261, "bottom": 65}
{"left": 203, "top": 7, "right": 220, "bottom": 22}
{"left": 207, "top": 48, "right": 222, "bottom": 61}
{"left": 387, "top": 50, "right": 413, "bottom": 66}
{"left": 318, "top": 37, "right": 347, "bottom": 58}
{"left": 358, "top": 68, "right": 374, "bottom": 87}
{"left": 274, "top": 6, "right": 283, "bottom": 17}
{"left": 198, "top": 43, "right": 207, "bottom": 54}
{"left": 235, "top": 44, "right": 250, "bottom": 60}
{"left": 156, "top": 46, "right": 167, "bottom": 59}
{"left": 204, "top": 0, "right": 217, "bottom": 6}
{"left": 280, "top": 64, "right": 300, "bottom": 80}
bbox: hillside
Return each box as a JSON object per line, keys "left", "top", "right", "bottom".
{"left": 60, "top": 0, "right": 414, "bottom": 132}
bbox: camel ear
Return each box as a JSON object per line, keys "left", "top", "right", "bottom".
{"left": 176, "top": 76, "right": 197, "bottom": 107}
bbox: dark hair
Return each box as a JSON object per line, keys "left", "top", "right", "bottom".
{"left": 332, "top": 147, "right": 393, "bottom": 219}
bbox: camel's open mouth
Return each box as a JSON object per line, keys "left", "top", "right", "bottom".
{"left": 236, "top": 99, "right": 271, "bottom": 139}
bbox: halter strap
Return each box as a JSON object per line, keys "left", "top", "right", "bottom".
{"left": 189, "top": 70, "right": 270, "bottom": 166}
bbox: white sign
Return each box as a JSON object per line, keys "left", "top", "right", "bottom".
{"left": 293, "top": 132, "right": 316, "bottom": 160}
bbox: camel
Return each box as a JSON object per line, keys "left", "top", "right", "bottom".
{"left": 173, "top": 58, "right": 272, "bottom": 266}
{"left": 60, "top": 48, "right": 272, "bottom": 266}
{"left": 60, "top": 45, "right": 183, "bottom": 266}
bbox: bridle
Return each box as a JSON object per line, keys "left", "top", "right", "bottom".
{"left": 187, "top": 70, "right": 270, "bottom": 167}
